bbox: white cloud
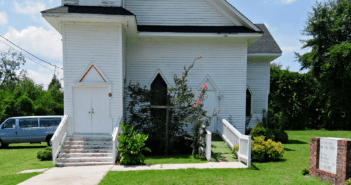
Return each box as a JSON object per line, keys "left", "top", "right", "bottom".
{"left": 281, "top": 46, "right": 299, "bottom": 52}
{"left": 14, "top": 1, "right": 46, "bottom": 15}
{"left": 280, "top": 0, "right": 297, "bottom": 4}
{"left": 264, "top": 22, "right": 278, "bottom": 32}
{"left": 0, "top": 12, "right": 8, "bottom": 25}
{"left": 263, "top": 0, "right": 297, "bottom": 4}
{"left": 16, "top": 67, "right": 63, "bottom": 89}
{"left": 0, "top": 26, "right": 62, "bottom": 61}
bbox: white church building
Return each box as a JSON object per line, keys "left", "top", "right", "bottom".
{"left": 42, "top": 0, "right": 282, "bottom": 166}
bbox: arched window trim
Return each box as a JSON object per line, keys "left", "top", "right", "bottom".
{"left": 197, "top": 75, "right": 219, "bottom": 92}
{"left": 148, "top": 68, "right": 170, "bottom": 90}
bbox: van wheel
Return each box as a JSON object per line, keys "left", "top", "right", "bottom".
{"left": 0, "top": 140, "right": 8, "bottom": 148}
{"left": 46, "top": 135, "right": 53, "bottom": 146}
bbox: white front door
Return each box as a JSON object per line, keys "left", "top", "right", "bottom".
{"left": 74, "top": 87, "right": 109, "bottom": 134}
{"left": 203, "top": 91, "right": 217, "bottom": 133}
{"left": 91, "top": 87, "right": 110, "bottom": 134}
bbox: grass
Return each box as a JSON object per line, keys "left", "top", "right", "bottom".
{"left": 144, "top": 154, "right": 207, "bottom": 165}
{"left": 210, "top": 133, "right": 237, "bottom": 162}
{"left": 0, "top": 142, "right": 54, "bottom": 185}
{"left": 144, "top": 133, "right": 235, "bottom": 164}
{"left": 100, "top": 130, "right": 351, "bottom": 185}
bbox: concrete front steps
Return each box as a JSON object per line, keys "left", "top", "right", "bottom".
{"left": 56, "top": 135, "right": 115, "bottom": 167}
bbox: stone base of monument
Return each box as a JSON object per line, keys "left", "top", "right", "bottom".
{"left": 309, "top": 137, "right": 351, "bottom": 185}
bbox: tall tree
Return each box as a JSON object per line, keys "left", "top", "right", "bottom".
{"left": 0, "top": 49, "right": 26, "bottom": 89}
{"left": 296, "top": 0, "right": 351, "bottom": 130}
{"left": 48, "top": 73, "right": 61, "bottom": 90}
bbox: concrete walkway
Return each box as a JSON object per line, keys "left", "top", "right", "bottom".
{"left": 18, "top": 165, "right": 113, "bottom": 185}
{"left": 19, "top": 162, "right": 247, "bottom": 185}
{"left": 111, "top": 162, "right": 247, "bottom": 171}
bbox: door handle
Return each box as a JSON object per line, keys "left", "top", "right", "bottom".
{"left": 91, "top": 108, "right": 94, "bottom": 114}
{"left": 89, "top": 111, "right": 91, "bottom": 114}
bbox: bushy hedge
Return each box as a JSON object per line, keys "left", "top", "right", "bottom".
{"left": 251, "top": 136, "right": 285, "bottom": 162}
{"left": 37, "top": 147, "right": 52, "bottom": 161}
{"left": 249, "top": 121, "right": 288, "bottom": 144}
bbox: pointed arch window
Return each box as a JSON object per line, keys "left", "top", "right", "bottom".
{"left": 150, "top": 74, "right": 168, "bottom": 119}
{"left": 246, "top": 89, "right": 252, "bottom": 117}
{"left": 151, "top": 74, "right": 168, "bottom": 106}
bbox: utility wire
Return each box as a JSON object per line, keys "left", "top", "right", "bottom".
{"left": 0, "top": 39, "right": 56, "bottom": 71}
{"left": 0, "top": 35, "right": 63, "bottom": 70}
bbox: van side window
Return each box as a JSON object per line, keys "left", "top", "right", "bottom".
{"left": 40, "top": 118, "right": 62, "bottom": 127}
{"left": 1, "top": 119, "right": 16, "bottom": 129}
{"left": 19, "top": 119, "right": 38, "bottom": 128}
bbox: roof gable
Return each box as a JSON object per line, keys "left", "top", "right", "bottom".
{"left": 125, "top": 0, "right": 236, "bottom": 26}
{"left": 248, "top": 24, "right": 282, "bottom": 54}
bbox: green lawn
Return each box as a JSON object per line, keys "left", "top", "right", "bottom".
{"left": 144, "top": 154, "right": 207, "bottom": 165}
{"left": 0, "top": 143, "right": 54, "bottom": 185}
{"left": 210, "top": 133, "right": 237, "bottom": 162}
{"left": 144, "top": 133, "right": 236, "bottom": 164}
{"left": 100, "top": 130, "right": 351, "bottom": 185}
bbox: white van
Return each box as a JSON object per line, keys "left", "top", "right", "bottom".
{"left": 0, "top": 116, "right": 63, "bottom": 148}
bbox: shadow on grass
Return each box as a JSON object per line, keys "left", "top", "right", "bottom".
{"left": 146, "top": 154, "right": 205, "bottom": 160}
{"left": 249, "top": 163, "right": 260, "bottom": 170}
{"left": 251, "top": 158, "right": 287, "bottom": 164}
{"left": 211, "top": 134, "right": 223, "bottom": 141}
{"left": 4, "top": 146, "right": 47, "bottom": 150}
{"left": 284, "top": 147, "right": 295, "bottom": 151}
{"left": 288, "top": 140, "right": 308, "bottom": 144}
{"left": 211, "top": 151, "right": 228, "bottom": 161}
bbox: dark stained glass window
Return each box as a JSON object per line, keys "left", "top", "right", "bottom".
{"left": 246, "top": 89, "right": 252, "bottom": 117}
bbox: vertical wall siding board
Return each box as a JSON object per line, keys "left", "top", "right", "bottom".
{"left": 125, "top": 37, "right": 247, "bottom": 134}
{"left": 247, "top": 61, "right": 270, "bottom": 129}
{"left": 63, "top": 23, "right": 123, "bottom": 134}
{"left": 125, "top": 0, "right": 235, "bottom": 26}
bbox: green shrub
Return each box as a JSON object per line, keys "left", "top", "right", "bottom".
{"left": 345, "top": 178, "right": 351, "bottom": 185}
{"left": 37, "top": 147, "right": 52, "bottom": 161}
{"left": 251, "top": 136, "right": 285, "bottom": 162}
{"left": 249, "top": 122, "right": 266, "bottom": 138}
{"left": 274, "top": 129, "right": 289, "bottom": 143}
{"left": 250, "top": 120, "right": 289, "bottom": 144}
{"left": 118, "top": 124, "right": 151, "bottom": 165}
{"left": 301, "top": 167, "right": 309, "bottom": 176}
{"left": 231, "top": 145, "right": 239, "bottom": 154}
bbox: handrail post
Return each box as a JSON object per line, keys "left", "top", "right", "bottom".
{"left": 247, "top": 136, "right": 251, "bottom": 168}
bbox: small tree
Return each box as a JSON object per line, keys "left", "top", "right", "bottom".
{"left": 48, "top": 73, "right": 61, "bottom": 91}
{"left": 169, "top": 56, "right": 220, "bottom": 158}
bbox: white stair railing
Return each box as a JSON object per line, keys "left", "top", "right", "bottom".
{"left": 216, "top": 116, "right": 251, "bottom": 168}
{"left": 51, "top": 115, "right": 68, "bottom": 166}
{"left": 112, "top": 116, "right": 123, "bottom": 164}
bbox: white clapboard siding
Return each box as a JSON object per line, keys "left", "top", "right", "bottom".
{"left": 63, "top": 23, "right": 123, "bottom": 135}
{"left": 125, "top": 0, "right": 235, "bottom": 26}
{"left": 246, "top": 61, "right": 270, "bottom": 129}
{"left": 125, "top": 37, "right": 247, "bottom": 134}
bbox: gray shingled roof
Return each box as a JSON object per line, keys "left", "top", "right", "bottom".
{"left": 248, "top": 24, "right": 282, "bottom": 54}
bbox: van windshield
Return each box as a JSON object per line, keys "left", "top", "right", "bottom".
{"left": 1, "top": 119, "right": 16, "bottom": 129}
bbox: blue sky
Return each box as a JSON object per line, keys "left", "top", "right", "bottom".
{"left": 0, "top": 0, "right": 323, "bottom": 87}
